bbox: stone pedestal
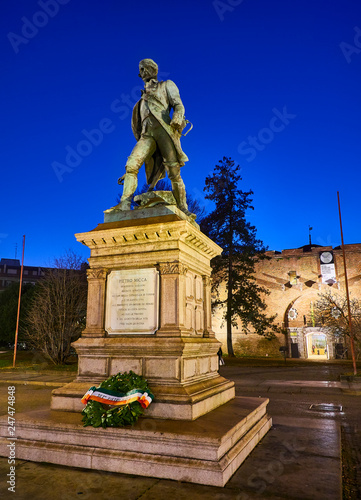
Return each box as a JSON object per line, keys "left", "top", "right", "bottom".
{"left": 0, "top": 205, "right": 272, "bottom": 487}
{"left": 52, "top": 206, "right": 235, "bottom": 419}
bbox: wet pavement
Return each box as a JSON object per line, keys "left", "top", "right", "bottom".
{"left": 0, "top": 361, "right": 360, "bottom": 499}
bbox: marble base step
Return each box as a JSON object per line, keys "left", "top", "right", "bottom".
{"left": 0, "top": 396, "right": 271, "bottom": 487}
{"left": 51, "top": 375, "right": 235, "bottom": 420}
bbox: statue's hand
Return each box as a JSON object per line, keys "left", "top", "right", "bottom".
{"left": 170, "top": 115, "right": 183, "bottom": 133}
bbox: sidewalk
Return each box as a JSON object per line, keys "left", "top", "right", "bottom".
{"left": 0, "top": 370, "right": 75, "bottom": 387}
{"left": 222, "top": 363, "right": 361, "bottom": 396}
{"left": 1, "top": 368, "right": 360, "bottom": 394}
{"left": 235, "top": 378, "right": 361, "bottom": 396}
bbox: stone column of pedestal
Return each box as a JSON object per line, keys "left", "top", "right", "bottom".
{"left": 157, "top": 261, "right": 188, "bottom": 337}
{"left": 82, "top": 268, "right": 108, "bottom": 338}
{"left": 202, "top": 275, "right": 214, "bottom": 338}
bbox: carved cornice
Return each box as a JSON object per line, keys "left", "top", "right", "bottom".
{"left": 158, "top": 262, "right": 188, "bottom": 275}
{"left": 75, "top": 220, "right": 222, "bottom": 259}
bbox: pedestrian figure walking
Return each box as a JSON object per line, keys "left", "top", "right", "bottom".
{"left": 217, "top": 347, "right": 224, "bottom": 368}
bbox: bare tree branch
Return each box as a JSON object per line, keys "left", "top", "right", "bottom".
{"left": 314, "top": 290, "right": 361, "bottom": 359}
{"left": 24, "top": 251, "right": 88, "bottom": 364}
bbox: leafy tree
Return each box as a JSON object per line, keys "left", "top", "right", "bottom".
{"left": 25, "top": 250, "right": 88, "bottom": 365}
{"left": 314, "top": 290, "right": 361, "bottom": 359}
{"left": 201, "top": 157, "right": 278, "bottom": 356}
{"left": 0, "top": 282, "right": 35, "bottom": 346}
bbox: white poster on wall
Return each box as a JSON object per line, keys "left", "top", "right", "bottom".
{"left": 320, "top": 251, "right": 336, "bottom": 284}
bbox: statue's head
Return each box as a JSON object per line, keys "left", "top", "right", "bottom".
{"left": 139, "top": 59, "right": 158, "bottom": 81}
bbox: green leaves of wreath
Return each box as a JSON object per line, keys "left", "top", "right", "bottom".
{"left": 81, "top": 371, "right": 153, "bottom": 428}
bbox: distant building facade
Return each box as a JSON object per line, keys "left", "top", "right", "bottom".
{"left": 213, "top": 244, "right": 361, "bottom": 359}
{"left": 0, "top": 258, "right": 47, "bottom": 292}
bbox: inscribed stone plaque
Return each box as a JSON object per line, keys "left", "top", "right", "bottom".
{"left": 105, "top": 269, "right": 159, "bottom": 335}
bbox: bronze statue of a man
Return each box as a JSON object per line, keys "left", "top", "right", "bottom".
{"left": 118, "top": 59, "right": 192, "bottom": 215}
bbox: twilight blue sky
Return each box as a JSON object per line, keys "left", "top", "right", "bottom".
{"left": 1, "top": 0, "right": 360, "bottom": 266}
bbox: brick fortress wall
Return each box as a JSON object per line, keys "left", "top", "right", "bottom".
{"left": 213, "top": 244, "right": 361, "bottom": 359}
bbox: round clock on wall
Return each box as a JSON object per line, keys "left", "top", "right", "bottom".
{"left": 320, "top": 251, "right": 333, "bottom": 264}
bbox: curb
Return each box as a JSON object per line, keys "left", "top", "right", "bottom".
{"left": 341, "top": 390, "right": 361, "bottom": 396}
{"left": 2, "top": 380, "right": 67, "bottom": 388}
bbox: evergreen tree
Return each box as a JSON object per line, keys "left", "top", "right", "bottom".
{"left": 201, "top": 157, "right": 278, "bottom": 356}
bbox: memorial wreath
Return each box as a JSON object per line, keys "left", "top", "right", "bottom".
{"left": 81, "top": 371, "right": 154, "bottom": 428}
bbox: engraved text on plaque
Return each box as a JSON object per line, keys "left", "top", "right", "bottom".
{"left": 105, "top": 269, "right": 159, "bottom": 335}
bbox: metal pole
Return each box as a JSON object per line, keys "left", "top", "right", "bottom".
{"left": 13, "top": 235, "right": 25, "bottom": 368}
{"left": 337, "top": 193, "right": 357, "bottom": 375}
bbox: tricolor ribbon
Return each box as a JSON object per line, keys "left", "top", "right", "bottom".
{"left": 81, "top": 386, "right": 154, "bottom": 409}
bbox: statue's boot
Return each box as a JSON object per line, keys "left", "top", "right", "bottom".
{"left": 171, "top": 176, "right": 196, "bottom": 219}
{"left": 117, "top": 172, "right": 137, "bottom": 211}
